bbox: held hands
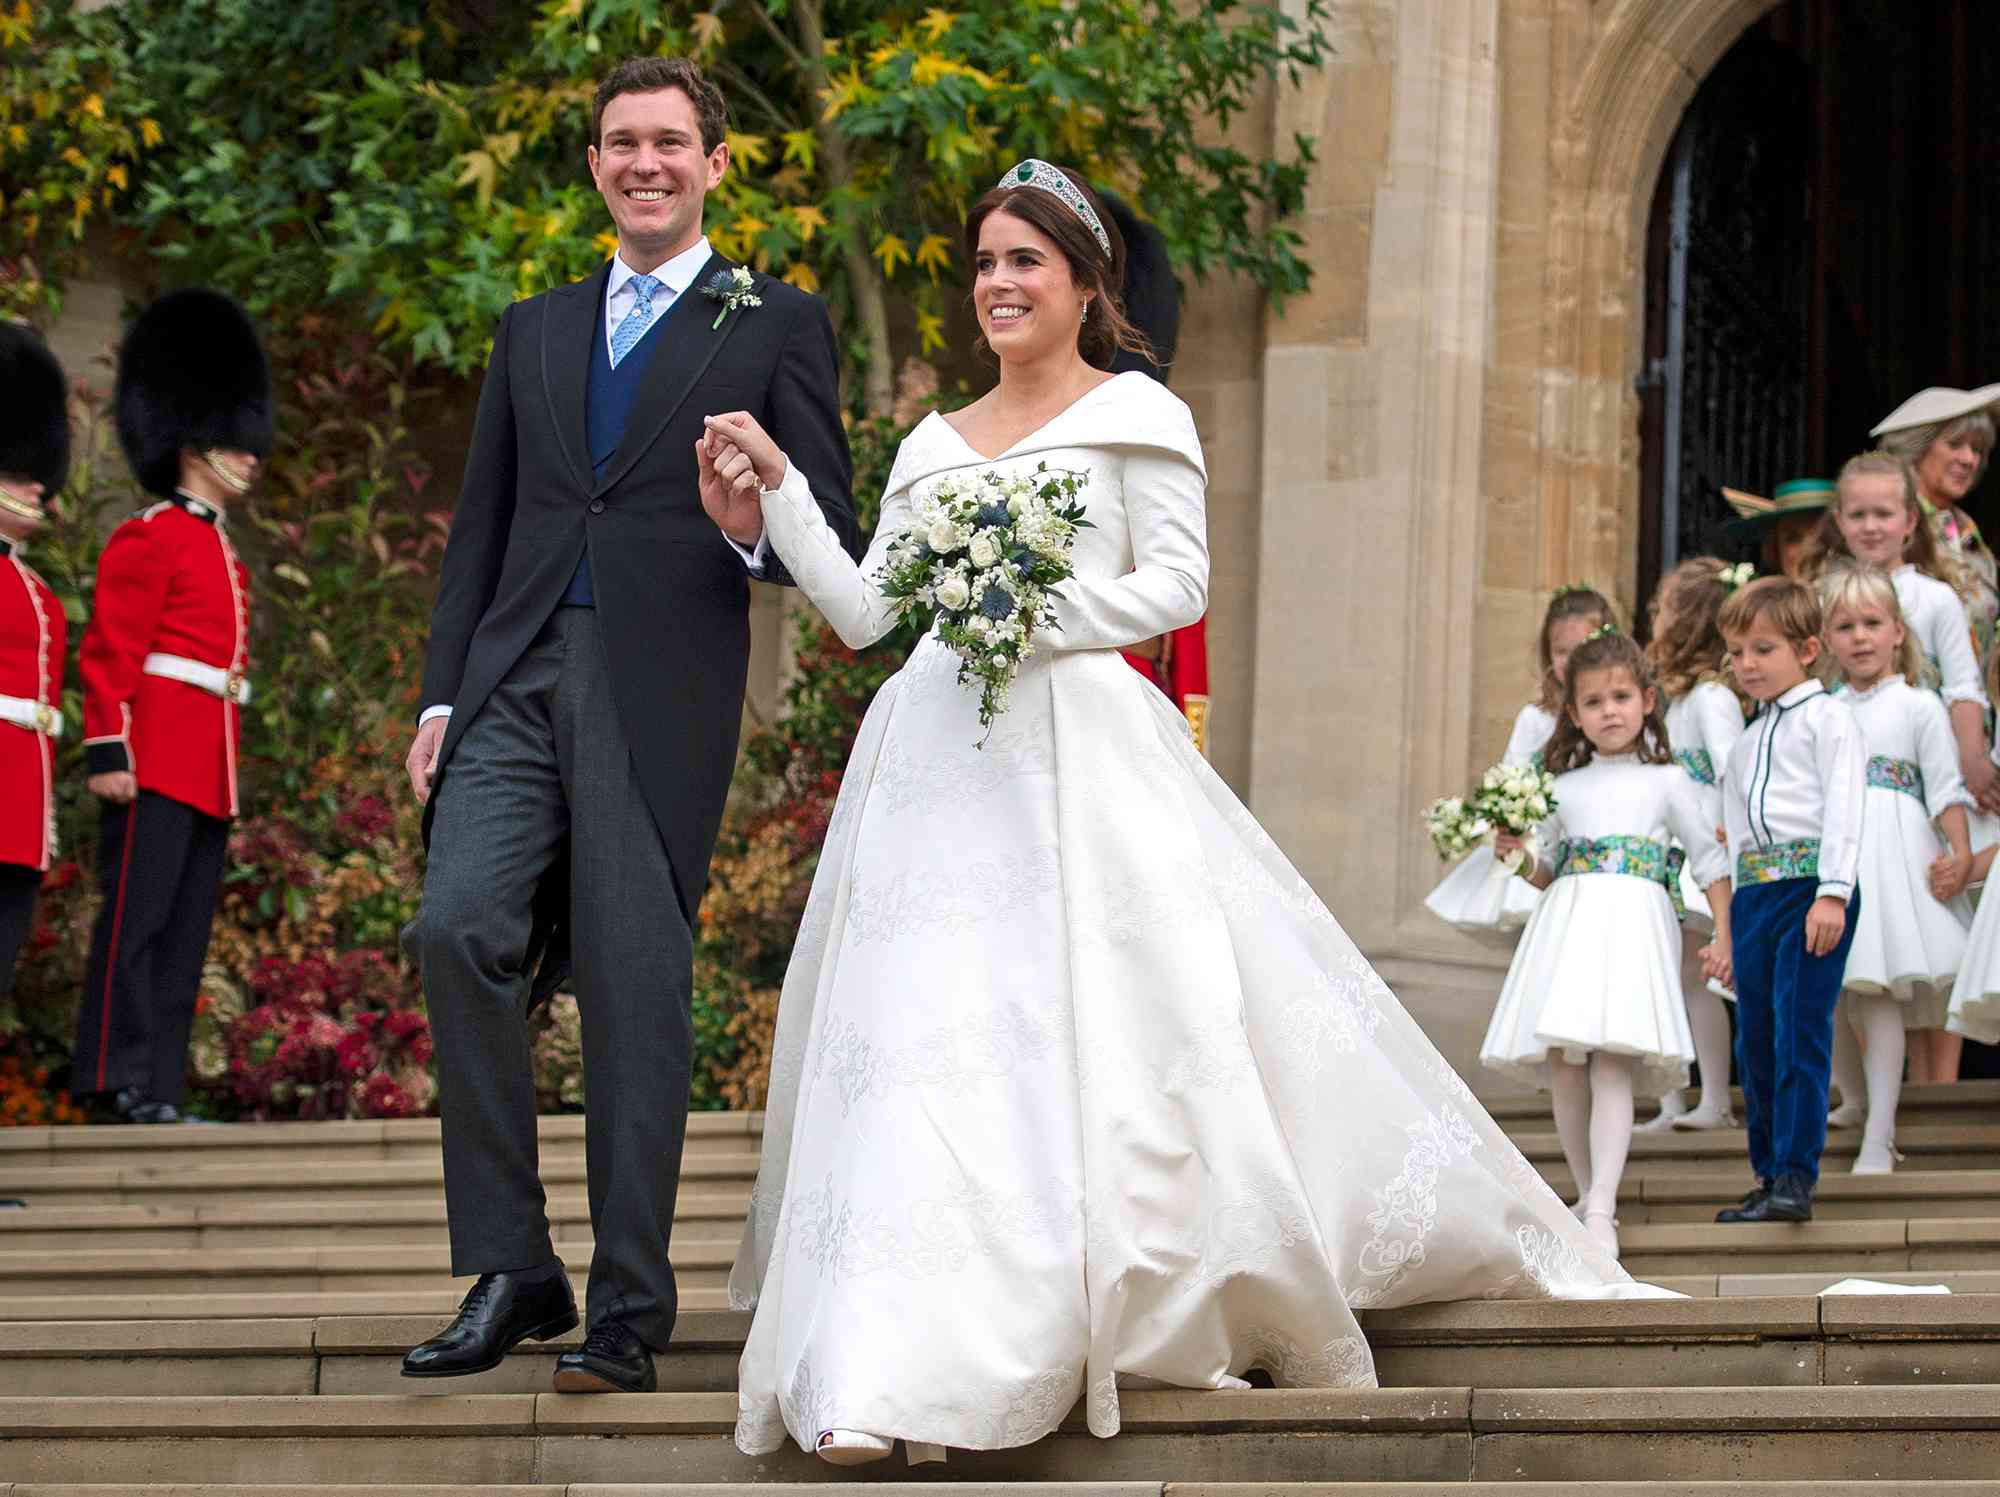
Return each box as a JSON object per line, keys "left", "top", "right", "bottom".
{"left": 1930, "top": 848, "right": 1975, "bottom": 903}
{"left": 405, "top": 718, "right": 445, "bottom": 805}
{"left": 87, "top": 771, "right": 137, "bottom": 805}
{"left": 1698, "top": 938, "right": 1733, "bottom": 988}
{"left": 696, "top": 412, "right": 786, "bottom": 549}
{"left": 1804, "top": 895, "right": 1847, "bottom": 958}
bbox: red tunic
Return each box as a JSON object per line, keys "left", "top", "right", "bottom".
{"left": 80, "top": 497, "right": 251, "bottom": 821}
{"left": 0, "top": 541, "right": 65, "bottom": 870}
{"left": 1121, "top": 617, "right": 1211, "bottom": 757}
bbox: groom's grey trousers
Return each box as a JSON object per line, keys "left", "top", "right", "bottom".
{"left": 415, "top": 605, "right": 693, "bottom": 1350}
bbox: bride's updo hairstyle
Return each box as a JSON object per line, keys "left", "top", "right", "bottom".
{"left": 964, "top": 163, "right": 1155, "bottom": 369}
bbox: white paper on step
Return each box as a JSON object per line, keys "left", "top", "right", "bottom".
{"left": 1818, "top": 1278, "right": 1952, "bottom": 1295}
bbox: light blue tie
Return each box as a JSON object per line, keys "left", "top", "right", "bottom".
{"left": 609, "top": 273, "right": 664, "bottom": 368}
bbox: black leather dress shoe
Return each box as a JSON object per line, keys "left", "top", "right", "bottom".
{"left": 1726, "top": 1172, "right": 1813, "bottom": 1223}
{"left": 127, "top": 1099, "right": 182, "bottom": 1124}
{"left": 402, "top": 1270, "right": 578, "bottom": 1377}
{"left": 553, "top": 1320, "right": 657, "bottom": 1393}
{"left": 1715, "top": 1180, "right": 1772, "bottom": 1223}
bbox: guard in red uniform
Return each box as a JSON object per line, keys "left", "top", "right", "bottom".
{"left": 0, "top": 323, "right": 71, "bottom": 998}
{"left": 73, "top": 289, "right": 271, "bottom": 1123}
{"left": 1102, "top": 192, "right": 1213, "bottom": 756}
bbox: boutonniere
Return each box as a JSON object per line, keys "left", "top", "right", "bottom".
{"left": 701, "top": 266, "right": 763, "bottom": 330}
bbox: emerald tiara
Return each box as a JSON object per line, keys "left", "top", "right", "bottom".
{"left": 996, "top": 159, "right": 1112, "bottom": 259}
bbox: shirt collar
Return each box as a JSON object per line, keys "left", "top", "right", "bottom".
{"left": 609, "top": 236, "right": 715, "bottom": 300}
{"left": 1842, "top": 672, "right": 1903, "bottom": 703}
{"left": 1771, "top": 678, "right": 1825, "bottom": 711}
{"left": 171, "top": 490, "right": 223, "bottom": 525}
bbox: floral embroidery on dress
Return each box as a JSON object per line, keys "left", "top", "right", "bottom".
{"left": 1086, "top": 1369, "right": 1121, "bottom": 1437}
{"left": 792, "top": 1171, "right": 1081, "bottom": 1283}
{"left": 1674, "top": 747, "right": 1716, "bottom": 786}
{"left": 1241, "top": 1326, "right": 1374, "bottom": 1388}
{"left": 874, "top": 724, "right": 1054, "bottom": 817}
{"left": 844, "top": 844, "right": 1062, "bottom": 944}
{"left": 817, "top": 1005, "right": 1067, "bottom": 1114}
{"left": 1159, "top": 1015, "right": 1258, "bottom": 1093}
{"left": 1189, "top": 1176, "right": 1318, "bottom": 1289}
{"left": 1282, "top": 969, "right": 1387, "bottom": 1078}
{"left": 1347, "top": 1106, "right": 1483, "bottom": 1307}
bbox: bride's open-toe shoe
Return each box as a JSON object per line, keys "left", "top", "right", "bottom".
{"left": 817, "top": 1429, "right": 894, "bottom": 1467}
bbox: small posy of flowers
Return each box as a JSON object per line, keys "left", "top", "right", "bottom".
{"left": 877, "top": 462, "right": 1090, "bottom": 745}
{"left": 1718, "top": 561, "right": 1754, "bottom": 591}
{"left": 702, "top": 266, "right": 763, "bottom": 329}
{"left": 1422, "top": 761, "right": 1559, "bottom": 871}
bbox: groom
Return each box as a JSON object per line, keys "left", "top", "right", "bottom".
{"left": 401, "top": 56, "right": 856, "bottom": 1391}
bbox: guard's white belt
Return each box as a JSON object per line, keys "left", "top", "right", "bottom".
{"left": 143, "top": 652, "right": 252, "bottom": 705}
{"left": 0, "top": 693, "right": 62, "bottom": 738}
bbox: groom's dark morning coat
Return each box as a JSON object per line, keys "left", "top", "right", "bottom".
{"left": 420, "top": 255, "right": 859, "bottom": 982}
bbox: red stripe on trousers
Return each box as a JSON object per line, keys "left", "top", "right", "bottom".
{"left": 94, "top": 797, "right": 139, "bottom": 1091}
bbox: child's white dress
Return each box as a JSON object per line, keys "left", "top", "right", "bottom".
{"left": 1839, "top": 675, "right": 1973, "bottom": 1026}
{"left": 1480, "top": 754, "right": 1729, "bottom": 1097}
{"left": 1663, "top": 680, "right": 1744, "bottom": 935}
{"left": 1949, "top": 740, "right": 2000, "bottom": 1044}
{"left": 1423, "top": 703, "right": 1554, "bottom": 936}
{"left": 1893, "top": 563, "right": 1988, "bottom": 711}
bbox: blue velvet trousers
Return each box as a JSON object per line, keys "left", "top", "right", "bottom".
{"left": 1730, "top": 876, "right": 1860, "bottom": 1186}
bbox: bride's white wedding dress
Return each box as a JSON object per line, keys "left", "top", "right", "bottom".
{"left": 729, "top": 371, "right": 1665, "bottom": 1460}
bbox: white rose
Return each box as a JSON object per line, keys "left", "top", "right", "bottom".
{"left": 928, "top": 519, "right": 964, "bottom": 553}
{"left": 935, "top": 575, "right": 971, "bottom": 610}
{"left": 990, "top": 653, "right": 1009, "bottom": 670}
{"left": 969, "top": 532, "right": 1000, "bottom": 568}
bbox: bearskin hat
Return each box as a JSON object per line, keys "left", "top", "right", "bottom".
{"left": 115, "top": 288, "right": 274, "bottom": 498}
{"left": 0, "top": 321, "right": 72, "bottom": 498}
{"left": 1100, "top": 192, "right": 1182, "bottom": 381}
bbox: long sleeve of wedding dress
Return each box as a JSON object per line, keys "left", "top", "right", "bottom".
{"left": 756, "top": 461, "right": 910, "bottom": 651}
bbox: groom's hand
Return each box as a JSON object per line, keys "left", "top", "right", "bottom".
{"left": 406, "top": 717, "right": 446, "bottom": 805}
{"left": 695, "top": 431, "right": 765, "bottom": 549}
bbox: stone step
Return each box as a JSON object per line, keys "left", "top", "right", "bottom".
{"left": 7, "top": 1296, "right": 2000, "bottom": 1399}
{"left": 1486, "top": 1080, "right": 2000, "bottom": 1130}
{"left": 0, "top": 1288, "right": 732, "bottom": 1322}
{"left": 10, "top": 1217, "right": 2000, "bottom": 1300}
{"left": 1508, "top": 1123, "right": 2000, "bottom": 1174}
{"left": 0, "top": 1191, "right": 751, "bottom": 1252}
{"left": 6, "top": 1386, "right": 2000, "bottom": 1483}
{"left": 0, "top": 1113, "right": 764, "bottom": 1173}
{"left": 7, "top": 1480, "right": 2000, "bottom": 1495}
{"left": 0, "top": 1237, "right": 749, "bottom": 1297}
{"left": 0, "top": 1152, "right": 760, "bottom": 1209}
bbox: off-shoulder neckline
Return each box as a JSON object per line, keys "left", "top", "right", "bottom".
{"left": 924, "top": 371, "right": 1142, "bottom": 463}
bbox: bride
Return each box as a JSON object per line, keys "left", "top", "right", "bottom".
{"left": 696, "top": 160, "right": 1667, "bottom": 1468}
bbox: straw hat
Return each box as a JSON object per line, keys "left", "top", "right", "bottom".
{"left": 1870, "top": 384, "right": 2000, "bottom": 438}
{"left": 1722, "top": 478, "right": 1835, "bottom": 544}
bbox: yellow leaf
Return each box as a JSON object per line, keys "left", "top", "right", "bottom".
{"left": 782, "top": 261, "right": 820, "bottom": 293}
{"left": 780, "top": 129, "right": 816, "bottom": 170}
{"left": 60, "top": 146, "right": 85, "bottom": 170}
{"left": 82, "top": 93, "right": 104, "bottom": 119}
{"left": 542, "top": 211, "right": 565, "bottom": 238}
{"left": 733, "top": 213, "right": 769, "bottom": 240}
{"left": 788, "top": 204, "right": 828, "bottom": 243}
{"left": 593, "top": 230, "right": 619, "bottom": 257}
{"left": 106, "top": 162, "right": 128, "bottom": 191}
{"left": 139, "top": 118, "right": 163, "bottom": 149}
{"left": 820, "top": 65, "right": 864, "bottom": 123}
{"left": 454, "top": 148, "right": 497, "bottom": 208}
{"left": 727, "top": 132, "right": 770, "bottom": 168}
{"left": 916, "top": 309, "right": 946, "bottom": 356}
{"left": 868, "top": 42, "right": 900, "bottom": 67}
{"left": 920, "top": 7, "right": 958, "bottom": 41}
{"left": 8, "top": 125, "right": 25, "bottom": 151}
{"left": 911, "top": 52, "right": 964, "bottom": 88}
{"left": 872, "top": 233, "right": 911, "bottom": 277}
{"left": 914, "top": 233, "right": 952, "bottom": 282}
{"left": 372, "top": 298, "right": 406, "bottom": 335}
{"left": 690, "top": 11, "right": 724, "bottom": 54}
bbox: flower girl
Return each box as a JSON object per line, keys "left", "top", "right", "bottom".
{"left": 1813, "top": 451, "right": 1993, "bottom": 1083}
{"left": 1641, "top": 557, "right": 1750, "bottom": 1132}
{"left": 1480, "top": 630, "right": 1731, "bottom": 1257}
{"left": 1425, "top": 585, "right": 1614, "bottom": 935}
{"left": 1943, "top": 653, "right": 2000, "bottom": 1054}
{"left": 1818, "top": 566, "right": 1974, "bottom": 1170}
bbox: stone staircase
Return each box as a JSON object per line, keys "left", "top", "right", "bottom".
{"left": 2, "top": 1085, "right": 1999, "bottom": 1490}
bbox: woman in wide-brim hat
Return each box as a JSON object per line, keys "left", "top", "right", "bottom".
{"left": 1873, "top": 384, "right": 2000, "bottom": 664}
{"left": 1723, "top": 478, "right": 1836, "bottom": 582}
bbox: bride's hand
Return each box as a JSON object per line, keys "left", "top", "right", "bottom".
{"left": 704, "top": 411, "right": 787, "bottom": 491}
{"left": 694, "top": 432, "right": 767, "bottom": 547}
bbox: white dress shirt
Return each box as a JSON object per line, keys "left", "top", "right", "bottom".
{"left": 1723, "top": 678, "right": 1867, "bottom": 901}
{"left": 420, "top": 240, "right": 772, "bottom": 729}
{"left": 1894, "top": 563, "right": 1988, "bottom": 709}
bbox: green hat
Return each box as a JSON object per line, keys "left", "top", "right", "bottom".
{"left": 1724, "top": 478, "right": 1835, "bottom": 544}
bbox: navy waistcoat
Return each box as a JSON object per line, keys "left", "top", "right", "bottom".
{"left": 559, "top": 291, "right": 671, "bottom": 606}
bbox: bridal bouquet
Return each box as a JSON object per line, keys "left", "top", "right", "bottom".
{"left": 878, "top": 462, "right": 1090, "bottom": 744}
{"left": 1423, "top": 761, "right": 1558, "bottom": 870}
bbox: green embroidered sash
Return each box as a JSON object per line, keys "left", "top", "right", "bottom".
{"left": 1866, "top": 754, "right": 1923, "bottom": 803}
{"left": 1736, "top": 837, "right": 1820, "bottom": 886}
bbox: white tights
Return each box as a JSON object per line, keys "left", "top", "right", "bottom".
{"left": 1681, "top": 935, "right": 1736, "bottom": 1114}
{"left": 1830, "top": 991, "right": 1906, "bottom": 1146}
{"left": 1549, "top": 1051, "right": 1637, "bottom": 1219}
